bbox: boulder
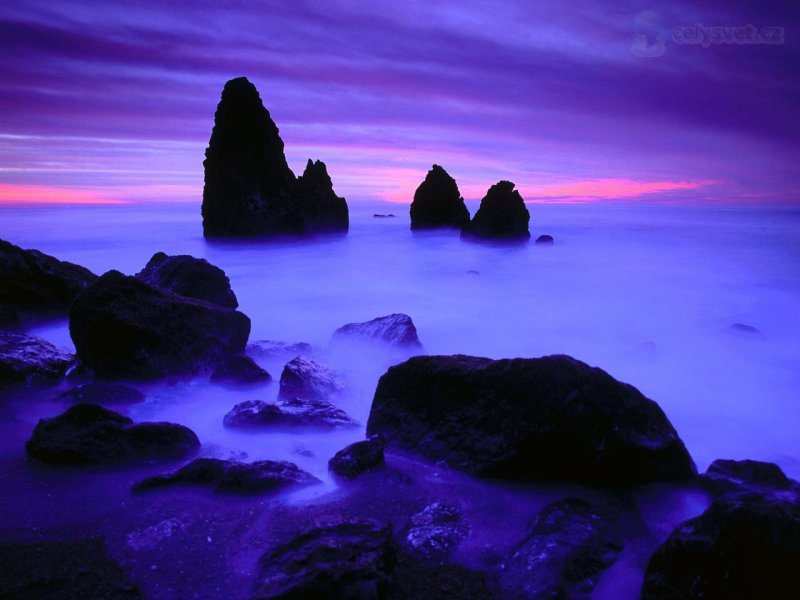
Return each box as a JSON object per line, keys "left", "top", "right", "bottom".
{"left": 332, "top": 313, "right": 423, "bottom": 350}
{"left": 405, "top": 502, "right": 468, "bottom": 560}
{"left": 224, "top": 398, "right": 357, "bottom": 430}
{"left": 135, "top": 251, "right": 238, "bottom": 308}
{"left": 247, "top": 340, "right": 315, "bottom": 360}
{"left": 367, "top": 354, "right": 695, "bottom": 485}
{"left": 642, "top": 459, "right": 800, "bottom": 599}
{"left": 328, "top": 434, "right": 386, "bottom": 480}
{"left": 202, "top": 76, "right": 348, "bottom": 238}
{"left": 69, "top": 270, "right": 250, "bottom": 379}
{"left": 252, "top": 518, "right": 395, "bottom": 599}
{"left": 0, "top": 238, "right": 97, "bottom": 323}
{"left": 461, "top": 181, "right": 530, "bottom": 242}
{"left": 278, "top": 356, "right": 342, "bottom": 401}
{"left": 211, "top": 354, "right": 272, "bottom": 385}
{"left": 409, "top": 165, "right": 470, "bottom": 230}
{"left": 0, "top": 331, "right": 74, "bottom": 387}
{"left": 499, "top": 498, "right": 623, "bottom": 599}
{"left": 57, "top": 381, "right": 145, "bottom": 404}
{"left": 25, "top": 403, "right": 200, "bottom": 465}
{"left": 535, "top": 234, "right": 554, "bottom": 245}
{"left": 134, "top": 457, "right": 319, "bottom": 494}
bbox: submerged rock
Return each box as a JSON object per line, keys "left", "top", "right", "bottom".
{"left": 202, "top": 77, "right": 348, "bottom": 238}
{"left": 332, "top": 313, "right": 423, "bottom": 350}
{"left": 535, "top": 234, "right": 554, "bottom": 245}
{"left": 69, "top": 270, "right": 250, "bottom": 379}
{"left": 252, "top": 518, "right": 395, "bottom": 599}
{"left": 499, "top": 498, "right": 623, "bottom": 599}
{"left": 406, "top": 502, "right": 468, "bottom": 560}
{"left": 134, "top": 457, "right": 319, "bottom": 494}
{"left": 367, "top": 354, "right": 695, "bottom": 485}
{"left": 0, "top": 331, "right": 74, "bottom": 387}
{"left": 329, "top": 434, "right": 386, "bottom": 480}
{"left": 410, "top": 165, "right": 470, "bottom": 230}
{"left": 25, "top": 403, "right": 200, "bottom": 465}
{"left": 461, "top": 181, "right": 530, "bottom": 242}
{"left": 247, "top": 340, "right": 315, "bottom": 360}
{"left": 278, "top": 356, "right": 342, "bottom": 401}
{"left": 724, "top": 323, "right": 761, "bottom": 336}
{"left": 57, "top": 381, "right": 145, "bottom": 404}
{"left": 211, "top": 354, "right": 272, "bottom": 385}
{"left": 136, "top": 251, "right": 239, "bottom": 308}
{"left": 224, "top": 398, "right": 357, "bottom": 430}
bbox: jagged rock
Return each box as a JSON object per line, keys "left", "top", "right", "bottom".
{"left": 223, "top": 398, "right": 357, "bottom": 430}
{"left": 0, "top": 537, "right": 142, "bottom": 599}
{"left": 0, "top": 331, "right": 74, "bottom": 387}
{"left": 0, "top": 238, "right": 97, "bottom": 324}
{"left": 247, "top": 340, "right": 315, "bottom": 360}
{"left": 69, "top": 270, "right": 250, "bottom": 379}
{"left": 367, "top": 354, "right": 695, "bottom": 485}
{"left": 135, "top": 251, "right": 238, "bottom": 308}
{"left": 461, "top": 181, "right": 530, "bottom": 242}
{"left": 642, "top": 459, "right": 800, "bottom": 599}
{"left": 57, "top": 381, "right": 145, "bottom": 404}
{"left": 25, "top": 403, "right": 199, "bottom": 465}
{"left": 329, "top": 435, "right": 385, "bottom": 480}
{"left": 252, "top": 518, "right": 395, "bottom": 599}
{"left": 202, "top": 76, "right": 348, "bottom": 238}
{"left": 499, "top": 498, "right": 623, "bottom": 599}
{"left": 406, "top": 502, "right": 468, "bottom": 560}
{"left": 332, "top": 313, "right": 423, "bottom": 350}
{"left": 535, "top": 234, "right": 554, "bottom": 245}
{"left": 211, "top": 354, "right": 272, "bottom": 385}
{"left": 134, "top": 457, "right": 319, "bottom": 494}
{"left": 279, "top": 356, "right": 342, "bottom": 401}
{"left": 410, "top": 165, "right": 470, "bottom": 230}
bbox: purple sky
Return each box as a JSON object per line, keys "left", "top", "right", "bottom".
{"left": 0, "top": 0, "right": 797, "bottom": 205}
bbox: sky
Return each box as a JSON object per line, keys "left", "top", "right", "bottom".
{"left": 0, "top": 0, "right": 797, "bottom": 205}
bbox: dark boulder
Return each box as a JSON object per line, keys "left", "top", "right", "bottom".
{"left": 247, "top": 340, "right": 315, "bottom": 360}
{"left": 405, "top": 502, "right": 468, "bottom": 560}
{"left": 211, "top": 354, "right": 272, "bottom": 385}
{"left": 329, "top": 434, "right": 386, "bottom": 480}
{"left": 202, "top": 76, "right": 348, "bottom": 238}
{"left": 410, "top": 165, "right": 470, "bottom": 230}
{"left": 461, "top": 181, "right": 530, "bottom": 242}
{"left": 642, "top": 459, "right": 800, "bottom": 599}
{"left": 252, "top": 518, "right": 395, "bottom": 599}
{"left": 0, "top": 331, "right": 74, "bottom": 387}
{"left": 134, "top": 457, "right": 319, "bottom": 494}
{"left": 499, "top": 498, "right": 623, "bottom": 599}
{"left": 367, "top": 354, "right": 695, "bottom": 485}
{"left": 135, "top": 251, "right": 238, "bottom": 308}
{"left": 25, "top": 403, "right": 200, "bottom": 465}
{"left": 279, "top": 356, "right": 342, "bottom": 401}
{"left": 224, "top": 398, "right": 357, "bottom": 430}
{"left": 69, "top": 270, "right": 250, "bottom": 379}
{"left": 332, "top": 313, "right": 423, "bottom": 350}
{"left": 0, "top": 238, "right": 97, "bottom": 324}
{"left": 57, "top": 381, "right": 145, "bottom": 404}
{"left": 535, "top": 234, "right": 554, "bottom": 245}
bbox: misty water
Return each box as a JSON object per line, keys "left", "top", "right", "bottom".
{"left": 1, "top": 200, "right": 799, "bottom": 597}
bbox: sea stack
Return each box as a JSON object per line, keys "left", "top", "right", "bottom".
{"left": 461, "top": 180, "right": 530, "bottom": 242}
{"left": 202, "top": 77, "right": 348, "bottom": 238}
{"left": 409, "top": 165, "right": 470, "bottom": 230}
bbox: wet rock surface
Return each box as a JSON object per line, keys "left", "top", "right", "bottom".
{"left": 333, "top": 313, "right": 423, "bottom": 350}
{"left": 136, "top": 251, "right": 239, "bottom": 308}
{"left": 405, "top": 502, "right": 468, "bottom": 560}
{"left": 0, "top": 331, "right": 74, "bottom": 387}
{"left": 56, "top": 381, "right": 145, "bottom": 404}
{"left": 368, "top": 354, "right": 695, "bottom": 485}
{"left": 278, "top": 355, "right": 342, "bottom": 401}
{"left": 211, "top": 354, "right": 272, "bottom": 385}
{"left": 329, "top": 434, "right": 386, "bottom": 480}
{"left": 410, "top": 164, "right": 470, "bottom": 230}
{"left": 461, "top": 181, "right": 530, "bottom": 242}
{"left": 224, "top": 397, "right": 357, "bottom": 429}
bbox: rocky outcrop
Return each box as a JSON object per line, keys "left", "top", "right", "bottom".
{"left": 57, "top": 382, "right": 145, "bottom": 404}
{"left": 134, "top": 457, "right": 319, "bottom": 494}
{"left": 642, "top": 459, "right": 800, "bottom": 599}
{"left": 252, "top": 518, "right": 395, "bottom": 599}
{"left": 405, "top": 502, "right": 468, "bottom": 560}
{"left": 499, "top": 498, "right": 623, "bottom": 599}
{"left": 202, "top": 77, "right": 348, "bottom": 238}
{"left": 69, "top": 270, "right": 250, "bottom": 379}
{"left": 210, "top": 354, "right": 272, "bottom": 385}
{"left": 25, "top": 403, "right": 199, "bottom": 465}
{"left": 461, "top": 181, "right": 530, "bottom": 242}
{"left": 135, "top": 252, "right": 238, "bottom": 308}
{"left": 410, "top": 165, "right": 470, "bottom": 230}
{"left": 535, "top": 234, "right": 554, "bottom": 245}
{"left": 332, "top": 313, "right": 423, "bottom": 350}
{"left": 278, "top": 356, "right": 342, "bottom": 401}
{"left": 0, "top": 331, "right": 74, "bottom": 387}
{"left": 328, "top": 434, "right": 386, "bottom": 480}
{"left": 223, "top": 398, "right": 357, "bottom": 430}
{"left": 367, "top": 354, "right": 695, "bottom": 485}
{"left": 0, "top": 238, "right": 97, "bottom": 325}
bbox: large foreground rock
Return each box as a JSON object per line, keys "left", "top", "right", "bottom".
{"left": 26, "top": 404, "right": 200, "bottom": 465}
{"left": 252, "top": 518, "right": 395, "bottom": 599}
{"left": 202, "top": 77, "right": 348, "bottom": 238}
{"left": 0, "top": 331, "right": 74, "bottom": 387}
{"left": 410, "top": 165, "right": 470, "bottom": 230}
{"left": 367, "top": 355, "right": 695, "bottom": 485}
{"left": 136, "top": 251, "right": 238, "bottom": 308}
{"left": 278, "top": 356, "right": 342, "bottom": 401}
{"left": 69, "top": 270, "right": 250, "bottom": 379}
{"left": 224, "top": 398, "right": 357, "bottom": 430}
{"left": 332, "top": 313, "right": 423, "bottom": 350}
{"left": 461, "top": 180, "right": 530, "bottom": 242}
{"left": 642, "top": 459, "right": 800, "bottom": 599}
